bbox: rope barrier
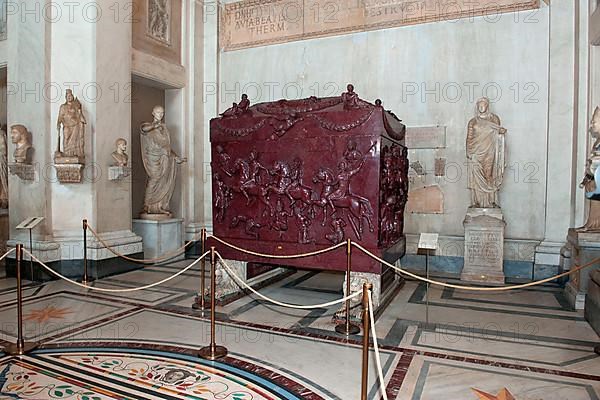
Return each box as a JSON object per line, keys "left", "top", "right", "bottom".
{"left": 24, "top": 249, "right": 210, "bottom": 293}
{"left": 209, "top": 234, "right": 345, "bottom": 259}
{"left": 352, "top": 241, "right": 600, "bottom": 292}
{"left": 368, "top": 291, "right": 388, "bottom": 400}
{"left": 0, "top": 248, "right": 15, "bottom": 263}
{"left": 216, "top": 252, "right": 361, "bottom": 309}
{"left": 87, "top": 224, "right": 201, "bottom": 265}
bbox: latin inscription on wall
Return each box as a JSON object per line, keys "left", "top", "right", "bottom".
{"left": 221, "top": 0, "right": 540, "bottom": 51}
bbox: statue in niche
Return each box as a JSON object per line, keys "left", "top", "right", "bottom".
{"left": 10, "top": 124, "right": 32, "bottom": 164}
{"left": 111, "top": 138, "right": 129, "bottom": 167}
{"left": 0, "top": 128, "right": 7, "bottom": 208}
{"left": 577, "top": 106, "right": 600, "bottom": 232}
{"left": 148, "top": 0, "right": 170, "bottom": 43}
{"left": 466, "top": 97, "right": 507, "bottom": 208}
{"left": 56, "top": 89, "right": 86, "bottom": 162}
{"left": 140, "top": 105, "right": 186, "bottom": 219}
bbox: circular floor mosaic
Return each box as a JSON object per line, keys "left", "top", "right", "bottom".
{"left": 0, "top": 348, "right": 308, "bottom": 399}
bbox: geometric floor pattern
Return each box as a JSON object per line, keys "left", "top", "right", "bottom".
{"left": 0, "top": 258, "right": 598, "bottom": 399}
{"left": 0, "top": 348, "right": 307, "bottom": 399}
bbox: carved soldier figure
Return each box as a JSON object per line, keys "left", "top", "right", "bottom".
{"left": 270, "top": 199, "right": 290, "bottom": 238}
{"left": 466, "top": 97, "right": 507, "bottom": 208}
{"left": 56, "top": 89, "right": 86, "bottom": 161}
{"left": 295, "top": 208, "right": 314, "bottom": 244}
{"left": 111, "top": 138, "right": 129, "bottom": 167}
{"left": 326, "top": 217, "right": 346, "bottom": 244}
{"left": 214, "top": 173, "right": 232, "bottom": 222}
{"left": 140, "top": 105, "right": 187, "bottom": 218}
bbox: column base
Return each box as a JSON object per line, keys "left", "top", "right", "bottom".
{"left": 565, "top": 280, "right": 586, "bottom": 310}
{"left": 6, "top": 231, "right": 143, "bottom": 282}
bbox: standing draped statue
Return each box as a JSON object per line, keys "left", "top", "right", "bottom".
{"left": 577, "top": 106, "right": 600, "bottom": 231}
{"left": 140, "top": 106, "right": 186, "bottom": 219}
{"left": 0, "top": 128, "right": 7, "bottom": 209}
{"left": 56, "top": 89, "right": 86, "bottom": 161}
{"left": 466, "top": 97, "right": 507, "bottom": 208}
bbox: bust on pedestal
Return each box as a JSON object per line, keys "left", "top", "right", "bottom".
{"left": 462, "top": 98, "right": 507, "bottom": 283}
{"left": 132, "top": 106, "right": 187, "bottom": 260}
{"left": 8, "top": 124, "right": 35, "bottom": 181}
{"left": 108, "top": 138, "right": 131, "bottom": 181}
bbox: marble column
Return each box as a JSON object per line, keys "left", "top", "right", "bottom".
{"left": 6, "top": 0, "right": 142, "bottom": 278}
{"left": 538, "top": 0, "right": 589, "bottom": 273}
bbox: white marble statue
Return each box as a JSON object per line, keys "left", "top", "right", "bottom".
{"left": 148, "top": 0, "right": 170, "bottom": 42}
{"left": 577, "top": 106, "right": 600, "bottom": 232}
{"left": 10, "top": 124, "right": 32, "bottom": 164}
{"left": 466, "top": 97, "right": 507, "bottom": 208}
{"left": 56, "top": 89, "right": 86, "bottom": 161}
{"left": 0, "top": 128, "right": 7, "bottom": 209}
{"left": 111, "top": 138, "right": 129, "bottom": 167}
{"left": 140, "top": 106, "right": 186, "bottom": 218}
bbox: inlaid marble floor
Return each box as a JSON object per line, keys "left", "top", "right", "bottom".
{"left": 0, "top": 259, "right": 598, "bottom": 399}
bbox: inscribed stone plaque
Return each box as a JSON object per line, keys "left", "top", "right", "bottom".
{"left": 221, "top": 0, "right": 540, "bottom": 51}
{"left": 406, "top": 185, "right": 443, "bottom": 214}
{"left": 462, "top": 210, "right": 506, "bottom": 284}
{"left": 405, "top": 126, "right": 446, "bottom": 149}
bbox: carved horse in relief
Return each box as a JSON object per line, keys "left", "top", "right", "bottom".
{"left": 264, "top": 160, "right": 315, "bottom": 216}
{"left": 313, "top": 166, "right": 374, "bottom": 240}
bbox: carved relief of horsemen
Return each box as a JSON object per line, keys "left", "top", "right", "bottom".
{"left": 209, "top": 85, "right": 409, "bottom": 276}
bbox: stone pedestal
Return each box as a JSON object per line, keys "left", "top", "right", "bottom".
{"left": 8, "top": 164, "right": 35, "bottom": 181}
{"left": 462, "top": 207, "right": 506, "bottom": 284}
{"left": 108, "top": 166, "right": 131, "bottom": 181}
{"left": 133, "top": 218, "right": 184, "bottom": 261}
{"left": 585, "top": 270, "right": 600, "bottom": 335}
{"left": 564, "top": 229, "right": 600, "bottom": 310}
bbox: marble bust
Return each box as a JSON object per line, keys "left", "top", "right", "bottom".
{"left": 577, "top": 106, "right": 600, "bottom": 231}
{"left": 466, "top": 97, "right": 507, "bottom": 208}
{"left": 140, "top": 106, "right": 186, "bottom": 219}
{"left": 10, "top": 124, "right": 32, "bottom": 164}
{"left": 111, "top": 138, "right": 129, "bottom": 167}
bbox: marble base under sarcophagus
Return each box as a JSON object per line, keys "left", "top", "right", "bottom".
{"left": 207, "top": 86, "right": 409, "bottom": 311}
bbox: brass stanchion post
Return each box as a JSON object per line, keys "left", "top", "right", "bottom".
{"left": 82, "top": 219, "right": 88, "bottom": 285}
{"left": 199, "top": 246, "right": 228, "bottom": 360}
{"left": 336, "top": 239, "right": 360, "bottom": 335}
{"left": 360, "top": 282, "right": 372, "bottom": 400}
{"left": 5, "top": 244, "right": 37, "bottom": 355}
{"left": 193, "top": 228, "right": 207, "bottom": 311}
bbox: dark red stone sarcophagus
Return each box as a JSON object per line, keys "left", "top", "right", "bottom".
{"left": 209, "top": 86, "right": 408, "bottom": 276}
